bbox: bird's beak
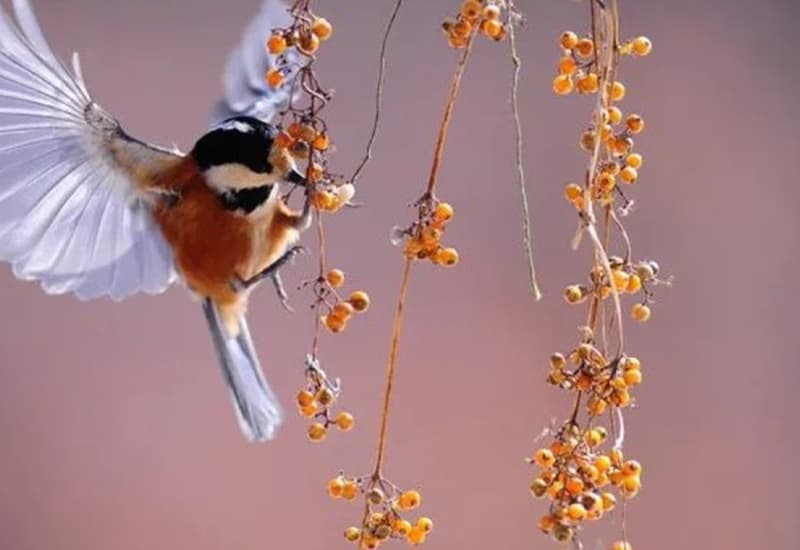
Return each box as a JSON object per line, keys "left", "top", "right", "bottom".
{"left": 286, "top": 169, "right": 307, "bottom": 186}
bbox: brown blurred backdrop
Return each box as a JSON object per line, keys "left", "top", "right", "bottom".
{"left": 0, "top": 1, "right": 798, "bottom": 549}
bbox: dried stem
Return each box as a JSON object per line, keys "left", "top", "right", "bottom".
{"left": 507, "top": 3, "right": 543, "bottom": 301}
{"left": 351, "top": 0, "right": 404, "bottom": 184}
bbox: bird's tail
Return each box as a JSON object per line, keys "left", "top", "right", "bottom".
{"left": 201, "top": 298, "right": 283, "bottom": 442}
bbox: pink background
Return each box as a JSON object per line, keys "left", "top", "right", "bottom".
{"left": 0, "top": 1, "right": 797, "bottom": 549}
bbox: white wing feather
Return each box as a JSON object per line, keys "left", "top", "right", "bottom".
{"left": 0, "top": 0, "right": 178, "bottom": 301}
{"left": 211, "top": 0, "right": 300, "bottom": 125}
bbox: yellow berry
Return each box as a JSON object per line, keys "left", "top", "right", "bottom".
{"left": 349, "top": 291, "right": 370, "bottom": 312}
{"left": 622, "top": 460, "right": 642, "bottom": 477}
{"left": 296, "top": 390, "right": 314, "bottom": 407}
{"left": 266, "top": 68, "right": 284, "bottom": 88}
{"left": 612, "top": 270, "right": 630, "bottom": 291}
{"left": 577, "top": 72, "right": 599, "bottom": 93}
{"left": 267, "top": 34, "right": 287, "bottom": 55}
{"left": 416, "top": 517, "right": 434, "bottom": 533}
{"left": 453, "top": 19, "right": 473, "bottom": 38}
{"left": 335, "top": 411, "right": 355, "bottom": 432}
{"left": 299, "top": 404, "right": 317, "bottom": 417}
{"left": 602, "top": 492, "right": 617, "bottom": 511}
{"left": 584, "top": 429, "right": 603, "bottom": 448}
{"left": 326, "top": 269, "right": 345, "bottom": 288}
{"left": 566, "top": 477, "right": 585, "bottom": 495}
{"left": 480, "top": 18, "right": 504, "bottom": 39}
{"left": 626, "top": 273, "right": 642, "bottom": 293}
{"left": 560, "top": 31, "right": 579, "bottom": 50}
{"left": 308, "top": 422, "right": 327, "bottom": 441}
{"left": 534, "top": 448, "right": 556, "bottom": 468}
{"left": 567, "top": 503, "right": 587, "bottom": 521}
{"left": 624, "top": 368, "right": 643, "bottom": 386}
{"left": 575, "top": 38, "right": 594, "bottom": 58}
{"left": 461, "top": 0, "right": 482, "bottom": 20}
{"left": 598, "top": 172, "right": 616, "bottom": 193}
{"left": 608, "top": 106, "right": 623, "bottom": 125}
{"left": 328, "top": 476, "right": 345, "bottom": 498}
{"left": 564, "top": 183, "right": 583, "bottom": 202}
{"left": 553, "top": 74, "right": 574, "bottom": 95}
{"left": 564, "top": 285, "right": 586, "bottom": 304}
{"left": 609, "top": 81, "right": 626, "bottom": 101}
{"left": 438, "top": 247, "right": 460, "bottom": 267}
{"left": 434, "top": 202, "right": 454, "bottom": 222}
{"left": 311, "top": 17, "right": 334, "bottom": 40}
{"left": 631, "top": 303, "right": 651, "bottom": 322}
{"left": 595, "top": 455, "right": 612, "bottom": 472}
{"left": 529, "top": 478, "right": 549, "bottom": 498}
{"left": 620, "top": 166, "right": 638, "bottom": 184}
{"left": 612, "top": 542, "right": 633, "bottom": 550}
{"left": 398, "top": 490, "right": 422, "bottom": 510}
{"left": 299, "top": 32, "right": 320, "bottom": 55}
{"left": 623, "top": 356, "right": 641, "bottom": 370}
{"left": 632, "top": 35, "right": 653, "bottom": 56}
{"left": 588, "top": 395, "right": 607, "bottom": 416}
{"left": 626, "top": 153, "right": 643, "bottom": 169}
{"left": 626, "top": 114, "right": 645, "bottom": 134}
{"left": 610, "top": 448, "right": 624, "bottom": 466}
{"left": 344, "top": 527, "right": 361, "bottom": 543}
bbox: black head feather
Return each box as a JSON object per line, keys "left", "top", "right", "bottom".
{"left": 192, "top": 116, "right": 277, "bottom": 174}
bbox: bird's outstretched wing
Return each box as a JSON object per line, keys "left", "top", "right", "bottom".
{"left": 211, "top": 0, "right": 300, "bottom": 125}
{"left": 0, "top": 0, "right": 181, "bottom": 301}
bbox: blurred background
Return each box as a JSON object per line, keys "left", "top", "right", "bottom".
{"left": 0, "top": 0, "right": 797, "bottom": 549}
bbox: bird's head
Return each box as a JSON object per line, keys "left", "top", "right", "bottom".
{"left": 191, "top": 116, "right": 305, "bottom": 194}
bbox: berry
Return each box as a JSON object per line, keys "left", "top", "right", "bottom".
{"left": 308, "top": 422, "right": 327, "bottom": 441}
{"left": 296, "top": 390, "right": 314, "bottom": 407}
{"left": 560, "top": 31, "right": 579, "bottom": 50}
{"left": 326, "top": 269, "right": 345, "bottom": 288}
{"left": 553, "top": 74, "right": 574, "bottom": 95}
{"left": 344, "top": 527, "right": 361, "bottom": 542}
{"left": 398, "top": 490, "right": 422, "bottom": 510}
{"left": 631, "top": 303, "right": 651, "bottom": 322}
{"left": 534, "top": 448, "right": 556, "bottom": 468}
{"left": 575, "top": 38, "right": 594, "bottom": 58}
{"left": 266, "top": 68, "right": 284, "bottom": 88}
{"left": 267, "top": 34, "right": 287, "bottom": 55}
{"left": 632, "top": 35, "right": 652, "bottom": 56}
{"left": 328, "top": 477, "right": 345, "bottom": 498}
{"left": 437, "top": 247, "right": 460, "bottom": 266}
{"left": 349, "top": 291, "right": 370, "bottom": 312}
{"left": 416, "top": 517, "right": 434, "bottom": 533}
{"left": 311, "top": 17, "right": 333, "bottom": 40}
{"left": 335, "top": 411, "right": 355, "bottom": 432}
{"left": 333, "top": 301, "right": 356, "bottom": 320}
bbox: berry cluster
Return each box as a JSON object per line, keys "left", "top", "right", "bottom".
{"left": 315, "top": 268, "right": 370, "bottom": 334}
{"left": 534, "top": 3, "right": 666, "bottom": 548}
{"left": 330, "top": 475, "right": 432, "bottom": 548}
{"left": 530, "top": 429, "right": 642, "bottom": 544}
{"left": 394, "top": 201, "right": 459, "bottom": 268}
{"left": 266, "top": 14, "right": 332, "bottom": 87}
{"left": 296, "top": 356, "right": 355, "bottom": 442}
{"left": 442, "top": 0, "right": 509, "bottom": 47}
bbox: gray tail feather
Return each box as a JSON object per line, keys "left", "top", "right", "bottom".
{"left": 202, "top": 299, "right": 283, "bottom": 442}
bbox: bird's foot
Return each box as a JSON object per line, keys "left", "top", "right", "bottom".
{"left": 233, "top": 246, "right": 307, "bottom": 304}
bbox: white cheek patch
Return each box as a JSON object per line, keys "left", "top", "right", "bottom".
{"left": 206, "top": 163, "right": 280, "bottom": 192}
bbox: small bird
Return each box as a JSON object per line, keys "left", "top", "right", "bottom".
{"left": 0, "top": 0, "right": 310, "bottom": 442}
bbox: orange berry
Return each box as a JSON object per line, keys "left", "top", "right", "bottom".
{"left": 602, "top": 492, "right": 617, "bottom": 511}
{"left": 398, "top": 490, "right": 421, "bottom": 510}
{"left": 560, "top": 31, "right": 579, "bottom": 50}
{"left": 595, "top": 455, "right": 612, "bottom": 472}
{"left": 461, "top": 0, "right": 482, "bottom": 20}
{"left": 622, "top": 460, "right": 642, "bottom": 477}
{"left": 328, "top": 476, "right": 345, "bottom": 498}
{"left": 612, "top": 270, "right": 630, "bottom": 291}
{"left": 534, "top": 448, "right": 556, "bottom": 468}
{"left": 312, "top": 132, "right": 330, "bottom": 151}
{"left": 308, "top": 422, "right": 327, "bottom": 441}
{"left": 588, "top": 395, "right": 608, "bottom": 416}
{"left": 565, "top": 183, "right": 583, "bottom": 202}
{"left": 553, "top": 74, "right": 574, "bottom": 95}
{"left": 632, "top": 35, "right": 653, "bottom": 56}
{"left": 626, "top": 153, "right": 643, "bottom": 169}
{"left": 538, "top": 515, "right": 557, "bottom": 533}
{"left": 299, "top": 32, "right": 320, "bottom": 55}
{"left": 361, "top": 535, "right": 380, "bottom": 549}
{"left": 608, "top": 106, "right": 623, "bottom": 124}
{"left": 610, "top": 448, "right": 624, "bottom": 466}
{"left": 348, "top": 291, "right": 370, "bottom": 312}
{"left": 275, "top": 131, "right": 294, "bottom": 150}
{"left": 566, "top": 477, "right": 585, "bottom": 495}
{"left": 311, "top": 17, "right": 333, "bottom": 40}
{"left": 326, "top": 269, "right": 345, "bottom": 288}
{"left": 624, "top": 368, "right": 643, "bottom": 386}
{"left": 266, "top": 68, "right": 284, "bottom": 88}
{"left": 453, "top": 19, "right": 473, "bottom": 38}
{"left": 620, "top": 166, "right": 638, "bottom": 184}
{"left": 308, "top": 162, "right": 325, "bottom": 183}
{"left": 434, "top": 202, "right": 454, "bottom": 222}
{"left": 621, "top": 475, "right": 642, "bottom": 494}
{"left": 598, "top": 172, "right": 616, "bottom": 193}
{"left": 393, "top": 519, "right": 413, "bottom": 536}
{"left": 558, "top": 55, "right": 578, "bottom": 75}
{"left": 632, "top": 303, "right": 651, "bottom": 322}
{"left": 416, "top": 517, "right": 433, "bottom": 533}
{"left": 480, "top": 18, "right": 503, "bottom": 39}
{"left": 341, "top": 481, "right": 359, "bottom": 500}
{"left": 299, "top": 404, "right": 317, "bottom": 417}
{"left": 332, "top": 301, "right": 355, "bottom": 320}
{"left": 437, "top": 247, "right": 460, "bottom": 267}
{"left": 577, "top": 72, "right": 599, "bottom": 93}
{"left": 297, "top": 390, "right": 314, "bottom": 407}
{"left": 267, "top": 33, "right": 287, "bottom": 55}
{"left": 447, "top": 34, "right": 468, "bottom": 49}
{"left": 335, "top": 411, "right": 355, "bottom": 432}
{"left": 323, "top": 314, "right": 347, "bottom": 333}
{"left": 612, "top": 542, "right": 633, "bottom": 550}
{"left": 407, "top": 528, "right": 426, "bottom": 545}
{"left": 575, "top": 38, "right": 594, "bottom": 58}
{"left": 316, "top": 387, "right": 335, "bottom": 406}
{"left": 567, "top": 503, "right": 587, "bottom": 521}
{"left": 626, "top": 114, "right": 645, "bottom": 134}
{"left": 623, "top": 356, "right": 641, "bottom": 370}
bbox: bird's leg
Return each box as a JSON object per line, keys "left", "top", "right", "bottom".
{"left": 233, "top": 245, "right": 306, "bottom": 296}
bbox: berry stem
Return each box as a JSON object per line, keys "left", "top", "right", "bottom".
{"left": 506, "top": 2, "right": 543, "bottom": 302}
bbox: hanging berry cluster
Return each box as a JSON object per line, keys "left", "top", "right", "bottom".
{"left": 530, "top": 1, "right": 667, "bottom": 548}
{"left": 263, "top": 1, "right": 369, "bottom": 441}
{"left": 329, "top": 2, "right": 536, "bottom": 548}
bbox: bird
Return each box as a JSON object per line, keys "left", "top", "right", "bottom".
{"left": 0, "top": 0, "right": 312, "bottom": 442}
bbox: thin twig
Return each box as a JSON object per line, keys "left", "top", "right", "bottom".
{"left": 507, "top": 3, "right": 542, "bottom": 301}
{"left": 351, "top": 0, "right": 404, "bottom": 184}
